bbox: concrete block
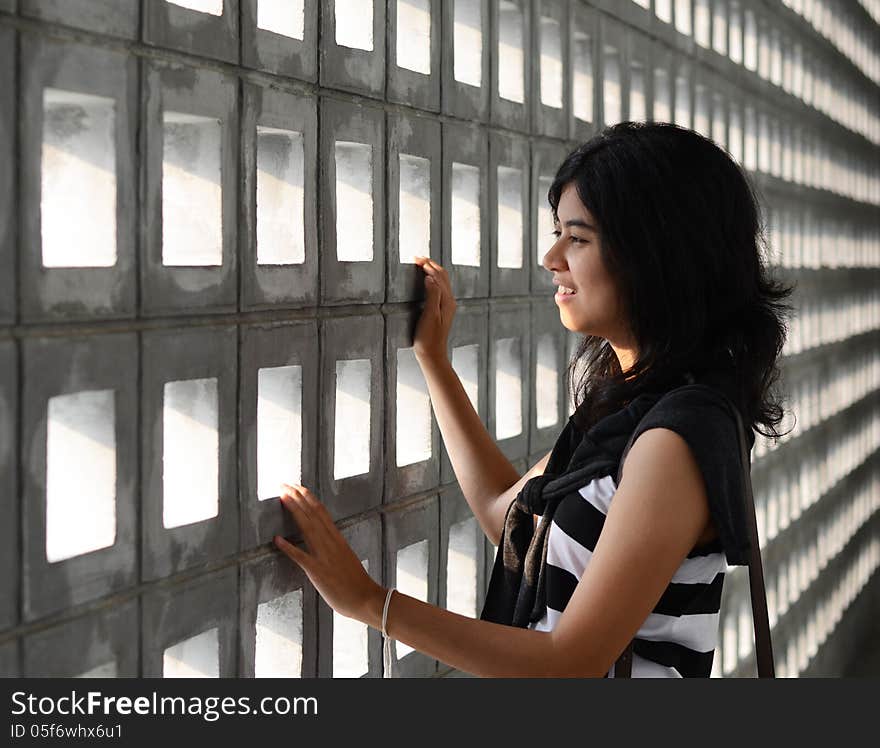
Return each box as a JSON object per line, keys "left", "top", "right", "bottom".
{"left": 387, "top": 0, "right": 441, "bottom": 111}
{"left": 241, "top": 84, "right": 318, "bottom": 310}
{"left": 490, "top": 0, "right": 531, "bottom": 133}
{"left": 440, "top": 0, "right": 490, "bottom": 120}
{"left": 142, "top": 0, "right": 239, "bottom": 64}
{"left": 529, "top": 297, "right": 566, "bottom": 455}
{"left": 0, "top": 29, "right": 13, "bottom": 324}
{"left": 0, "top": 640, "right": 19, "bottom": 677}
{"left": 599, "top": 14, "right": 628, "bottom": 127}
{"left": 19, "top": 34, "right": 137, "bottom": 322}
{"left": 489, "top": 131, "right": 530, "bottom": 296}
{"left": 142, "top": 567, "right": 238, "bottom": 677}
{"left": 319, "top": 0, "right": 386, "bottom": 97}
{"left": 439, "top": 485, "right": 489, "bottom": 622}
{"left": 386, "top": 111, "right": 441, "bottom": 303}
{"left": 319, "top": 314, "right": 384, "bottom": 520}
{"left": 441, "top": 120, "right": 488, "bottom": 299}
{"left": 488, "top": 300, "right": 530, "bottom": 461}
{"left": 569, "top": 2, "right": 598, "bottom": 141}
{"left": 530, "top": 140, "right": 567, "bottom": 294}
{"left": 241, "top": 0, "right": 318, "bottom": 79}
{"left": 0, "top": 342, "right": 17, "bottom": 630}
{"left": 384, "top": 309, "right": 440, "bottom": 502}
{"left": 383, "top": 495, "right": 439, "bottom": 676}
{"left": 239, "top": 552, "right": 319, "bottom": 677}
{"left": 320, "top": 97, "right": 385, "bottom": 305}
{"left": 317, "top": 514, "right": 382, "bottom": 677}
{"left": 141, "top": 326, "right": 238, "bottom": 581}
{"left": 21, "top": 333, "right": 138, "bottom": 621}
{"left": 141, "top": 60, "right": 238, "bottom": 316}
{"left": 441, "top": 302, "right": 488, "bottom": 484}
{"left": 531, "top": 0, "right": 569, "bottom": 138}
{"left": 240, "top": 320, "right": 318, "bottom": 549}
{"left": 24, "top": 601, "right": 138, "bottom": 676}
{"left": 21, "top": 0, "right": 138, "bottom": 38}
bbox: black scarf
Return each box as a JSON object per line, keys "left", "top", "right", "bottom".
{"left": 479, "top": 388, "right": 678, "bottom": 628}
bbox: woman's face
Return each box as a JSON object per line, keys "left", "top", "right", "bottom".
{"left": 541, "top": 182, "right": 627, "bottom": 341}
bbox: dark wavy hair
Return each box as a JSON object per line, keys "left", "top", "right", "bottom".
{"left": 549, "top": 121, "right": 796, "bottom": 441}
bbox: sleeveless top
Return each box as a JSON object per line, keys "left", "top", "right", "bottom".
{"left": 524, "top": 368, "right": 754, "bottom": 677}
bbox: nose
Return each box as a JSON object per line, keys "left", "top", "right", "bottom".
{"left": 542, "top": 235, "right": 566, "bottom": 274}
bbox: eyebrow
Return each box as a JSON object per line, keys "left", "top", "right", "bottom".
{"left": 554, "top": 218, "right": 596, "bottom": 232}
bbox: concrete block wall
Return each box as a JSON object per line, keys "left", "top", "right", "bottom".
{"left": 0, "top": 0, "right": 877, "bottom": 679}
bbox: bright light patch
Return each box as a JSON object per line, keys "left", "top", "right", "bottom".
{"left": 162, "top": 378, "right": 219, "bottom": 529}
{"left": 495, "top": 337, "right": 522, "bottom": 439}
{"left": 257, "top": 127, "right": 305, "bottom": 266}
{"left": 162, "top": 112, "right": 222, "bottom": 267}
{"left": 257, "top": 365, "right": 302, "bottom": 501}
{"left": 496, "top": 166, "right": 523, "bottom": 269}
{"left": 333, "top": 559, "right": 370, "bottom": 676}
{"left": 333, "top": 359, "right": 371, "bottom": 480}
{"left": 398, "top": 153, "right": 431, "bottom": 264}
{"left": 450, "top": 162, "right": 481, "bottom": 267}
{"left": 336, "top": 0, "right": 373, "bottom": 50}
{"left": 41, "top": 89, "right": 116, "bottom": 268}
{"left": 163, "top": 628, "right": 219, "bottom": 678}
{"left": 446, "top": 517, "right": 478, "bottom": 618}
{"left": 334, "top": 141, "right": 373, "bottom": 262}
{"left": 46, "top": 390, "right": 116, "bottom": 563}
{"left": 498, "top": 1, "right": 524, "bottom": 103}
{"left": 257, "top": 0, "right": 304, "bottom": 39}
{"left": 396, "top": 348, "right": 432, "bottom": 467}
{"left": 255, "top": 589, "right": 303, "bottom": 678}
{"left": 396, "top": 0, "right": 431, "bottom": 74}
{"left": 539, "top": 16, "right": 562, "bottom": 109}
{"left": 453, "top": 0, "right": 482, "bottom": 87}
{"left": 395, "top": 540, "right": 428, "bottom": 658}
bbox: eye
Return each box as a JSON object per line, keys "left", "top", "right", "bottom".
{"left": 570, "top": 236, "right": 589, "bottom": 244}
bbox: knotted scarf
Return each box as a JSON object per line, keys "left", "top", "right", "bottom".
{"left": 479, "top": 384, "right": 692, "bottom": 628}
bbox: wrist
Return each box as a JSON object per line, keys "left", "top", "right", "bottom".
{"left": 362, "top": 583, "right": 389, "bottom": 631}
{"left": 414, "top": 348, "right": 450, "bottom": 370}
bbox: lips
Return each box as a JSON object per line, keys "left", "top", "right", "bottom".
{"left": 555, "top": 284, "right": 576, "bottom": 295}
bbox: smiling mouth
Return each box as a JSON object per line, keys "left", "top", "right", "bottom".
{"left": 556, "top": 285, "right": 577, "bottom": 295}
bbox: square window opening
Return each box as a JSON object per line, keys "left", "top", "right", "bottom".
{"left": 162, "top": 378, "right": 219, "bottom": 529}
{"left": 162, "top": 112, "right": 222, "bottom": 267}
{"left": 333, "top": 359, "right": 371, "bottom": 481}
{"left": 257, "top": 127, "right": 305, "bottom": 266}
{"left": 257, "top": 365, "right": 302, "bottom": 501}
{"left": 46, "top": 389, "right": 117, "bottom": 563}
{"left": 41, "top": 88, "right": 117, "bottom": 269}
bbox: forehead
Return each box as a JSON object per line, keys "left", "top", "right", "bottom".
{"left": 555, "top": 183, "right": 596, "bottom": 224}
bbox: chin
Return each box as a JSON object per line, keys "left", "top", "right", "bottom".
{"left": 558, "top": 309, "right": 590, "bottom": 335}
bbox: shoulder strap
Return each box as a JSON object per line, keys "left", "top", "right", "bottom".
{"left": 612, "top": 384, "right": 775, "bottom": 678}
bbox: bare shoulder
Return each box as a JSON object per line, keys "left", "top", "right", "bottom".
{"left": 615, "top": 426, "right": 712, "bottom": 535}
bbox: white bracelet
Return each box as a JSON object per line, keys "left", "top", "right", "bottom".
{"left": 382, "top": 587, "right": 395, "bottom": 679}
{"left": 381, "top": 587, "right": 395, "bottom": 637}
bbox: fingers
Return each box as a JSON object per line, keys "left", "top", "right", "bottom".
{"left": 273, "top": 534, "right": 311, "bottom": 569}
{"left": 279, "top": 483, "right": 337, "bottom": 554}
{"left": 414, "top": 256, "right": 453, "bottom": 299}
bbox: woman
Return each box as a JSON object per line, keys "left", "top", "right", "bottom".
{"left": 273, "top": 122, "right": 795, "bottom": 677}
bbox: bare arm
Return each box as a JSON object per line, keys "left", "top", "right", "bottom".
{"left": 412, "top": 257, "right": 550, "bottom": 545}
{"left": 352, "top": 426, "right": 714, "bottom": 676}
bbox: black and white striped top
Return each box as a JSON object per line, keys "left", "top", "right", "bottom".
{"left": 527, "top": 473, "right": 727, "bottom": 677}
{"left": 527, "top": 381, "right": 753, "bottom": 678}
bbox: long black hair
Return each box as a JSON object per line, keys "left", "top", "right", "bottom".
{"left": 549, "top": 121, "right": 796, "bottom": 441}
